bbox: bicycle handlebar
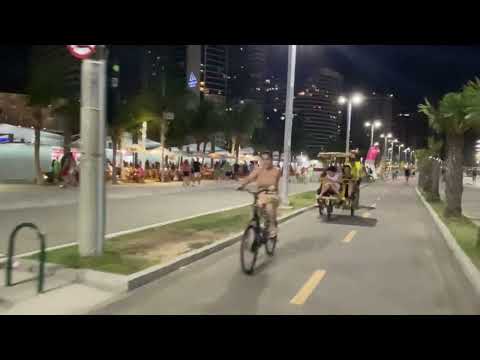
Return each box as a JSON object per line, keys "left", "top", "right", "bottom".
{"left": 237, "top": 188, "right": 271, "bottom": 196}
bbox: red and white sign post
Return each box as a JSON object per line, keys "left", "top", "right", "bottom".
{"left": 66, "top": 45, "right": 96, "bottom": 60}
{"left": 67, "top": 45, "right": 107, "bottom": 257}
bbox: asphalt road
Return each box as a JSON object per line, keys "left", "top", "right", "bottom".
{"left": 93, "top": 180, "right": 480, "bottom": 315}
{"left": 0, "top": 181, "right": 317, "bottom": 255}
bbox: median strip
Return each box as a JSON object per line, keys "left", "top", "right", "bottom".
{"left": 28, "top": 191, "right": 317, "bottom": 277}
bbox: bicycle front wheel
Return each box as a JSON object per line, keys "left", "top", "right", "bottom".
{"left": 265, "top": 235, "right": 277, "bottom": 256}
{"left": 241, "top": 226, "right": 258, "bottom": 275}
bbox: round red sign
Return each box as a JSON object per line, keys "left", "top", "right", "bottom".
{"left": 66, "top": 45, "right": 96, "bottom": 60}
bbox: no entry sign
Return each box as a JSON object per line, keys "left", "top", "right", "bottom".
{"left": 67, "top": 45, "right": 96, "bottom": 60}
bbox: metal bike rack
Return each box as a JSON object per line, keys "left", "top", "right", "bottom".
{"left": 5, "top": 223, "right": 46, "bottom": 294}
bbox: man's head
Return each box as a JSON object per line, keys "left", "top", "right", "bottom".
{"left": 261, "top": 151, "right": 273, "bottom": 169}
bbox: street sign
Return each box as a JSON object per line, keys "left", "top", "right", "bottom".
{"left": 188, "top": 72, "right": 198, "bottom": 88}
{"left": 163, "top": 112, "right": 175, "bottom": 120}
{"left": 67, "top": 45, "right": 96, "bottom": 60}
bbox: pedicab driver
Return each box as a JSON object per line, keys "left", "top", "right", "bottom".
{"left": 238, "top": 152, "right": 282, "bottom": 240}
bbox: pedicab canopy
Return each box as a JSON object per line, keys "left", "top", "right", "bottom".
{"left": 317, "top": 152, "right": 357, "bottom": 162}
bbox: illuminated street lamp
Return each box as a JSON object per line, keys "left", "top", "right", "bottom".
{"left": 338, "top": 93, "right": 364, "bottom": 154}
{"left": 380, "top": 133, "right": 393, "bottom": 160}
{"left": 365, "top": 120, "right": 382, "bottom": 147}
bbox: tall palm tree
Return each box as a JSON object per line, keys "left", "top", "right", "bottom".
{"left": 27, "top": 46, "right": 67, "bottom": 184}
{"left": 107, "top": 101, "right": 138, "bottom": 184}
{"left": 54, "top": 98, "right": 80, "bottom": 155}
{"left": 189, "top": 99, "right": 223, "bottom": 158}
{"left": 131, "top": 79, "right": 196, "bottom": 180}
{"left": 419, "top": 81, "right": 480, "bottom": 216}
{"left": 225, "top": 102, "right": 263, "bottom": 163}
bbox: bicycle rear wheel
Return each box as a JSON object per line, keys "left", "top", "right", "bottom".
{"left": 241, "top": 226, "right": 258, "bottom": 275}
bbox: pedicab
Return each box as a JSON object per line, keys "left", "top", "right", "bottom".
{"left": 315, "top": 152, "right": 361, "bottom": 220}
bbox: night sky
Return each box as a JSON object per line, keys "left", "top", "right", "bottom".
{"left": 1, "top": 45, "right": 480, "bottom": 111}
{"left": 271, "top": 45, "right": 480, "bottom": 110}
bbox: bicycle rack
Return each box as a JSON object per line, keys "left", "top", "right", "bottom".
{"left": 5, "top": 223, "right": 46, "bottom": 294}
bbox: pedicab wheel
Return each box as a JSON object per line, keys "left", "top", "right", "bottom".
{"left": 326, "top": 203, "right": 333, "bottom": 221}
{"left": 318, "top": 199, "right": 324, "bottom": 216}
{"left": 240, "top": 226, "right": 258, "bottom": 275}
{"left": 350, "top": 194, "right": 356, "bottom": 216}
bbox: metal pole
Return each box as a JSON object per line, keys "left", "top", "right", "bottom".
{"left": 370, "top": 124, "right": 374, "bottom": 147}
{"left": 384, "top": 137, "right": 388, "bottom": 160}
{"left": 280, "top": 45, "right": 296, "bottom": 207}
{"left": 78, "top": 46, "right": 107, "bottom": 257}
{"left": 345, "top": 100, "right": 352, "bottom": 154}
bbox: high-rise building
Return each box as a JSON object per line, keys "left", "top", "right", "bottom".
{"left": 199, "top": 45, "right": 229, "bottom": 104}
{"left": 227, "top": 45, "right": 269, "bottom": 106}
{"left": 293, "top": 68, "right": 343, "bottom": 155}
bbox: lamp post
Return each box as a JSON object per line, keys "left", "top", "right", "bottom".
{"left": 397, "top": 144, "right": 404, "bottom": 163}
{"left": 365, "top": 120, "right": 382, "bottom": 147}
{"left": 380, "top": 133, "right": 393, "bottom": 160}
{"left": 280, "top": 45, "right": 297, "bottom": 207}
{"left": 338, "top": 93, "right": 364, "bottom": 155}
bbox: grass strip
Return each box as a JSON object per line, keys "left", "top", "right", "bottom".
{"left": 421, "top": 190, "right": 480, "bottom": 269}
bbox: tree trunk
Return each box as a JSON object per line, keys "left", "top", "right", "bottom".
{"left": 445, "top": 133, "right": 464, "bottom": 217}
{"left": 34, "top": 126, "right": 44, "bottom": 185}
{"left": 231, "top": 135, "right": 237, "bottom": 157}
{"left": 63, "top": 119, "right": 72, "bottom": 155}
{"left": 430, "top": 160, "right": 441, "bottom": 201}
{"left": 161, "top": 123, "right": 166, "bottom": 182}
{"left": 235, "top": 141, "right": 240, "bottom": 164}
{"left": 112, "top": 136, "right": 118, "bottom": 185}
{"left": 202, "top": 141, "right": 208, "bottom": 164}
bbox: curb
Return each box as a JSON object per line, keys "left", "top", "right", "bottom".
{"left": 415, "top": 187, "right": 480, "bottom": 298}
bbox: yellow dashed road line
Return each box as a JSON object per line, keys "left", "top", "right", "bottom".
{"left": 342, "top": 230, "right": 357, "bottom": 243}
{"left": 290, "top": 270, "right": 327, "bottom": 305}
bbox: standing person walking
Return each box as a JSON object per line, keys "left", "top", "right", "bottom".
{"left": 404, "top": 164, "right": 411, "bottom": 184}
{"left": 60, "top": 152, "right": 78, "bottom": 188}
{"left": 472, "top": 167, "right": 477, "bottom": 185}
{"left": 181, "top": 160, "right": 192, "bottom": 187}
{"left": 192, "top": 158, "right": 202, "bottom": 186}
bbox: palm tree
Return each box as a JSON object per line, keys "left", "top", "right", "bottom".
{"left": 189, "top": 99, "right": 224, "bottom": 159}
{"left": 416, "top": 137, "right": 443, "bottom": 201}
{"left": 107, "top": 101, "right": 138, "bottom": 184}
{"left": 27, "top": 46, "right": 67, "bottom": 184}
{"left": 131, "top": 79, "right": 196, "bottom": 180}
{"left": 225, "top": 102, "right": 263, "bottom": 163}
{"left": 419, "top": 81, "right": 480, "bottom": 216}
{"left": 54, "top": 98, "right": 80, "bottom": 155}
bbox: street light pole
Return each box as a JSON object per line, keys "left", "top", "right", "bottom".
{"left": 280, "top": 45, "right": 297, "bottom": 207}
{"left": 78, "top": 45, "right": 107, "bottom": 257}
{"left": 346, "top": 100, "right": 352, "bottom": 154}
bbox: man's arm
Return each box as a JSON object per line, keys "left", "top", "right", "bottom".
{"left": 238, "top": 168, "right": 259, "bottom": 189}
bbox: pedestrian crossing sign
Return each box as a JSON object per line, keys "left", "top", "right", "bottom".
{"left": 188, "top": 72, "right": 198, "bottom": 88}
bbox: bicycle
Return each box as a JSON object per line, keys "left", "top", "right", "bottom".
{"left": 238, "top": 188, "right": 278, "bottom": 275}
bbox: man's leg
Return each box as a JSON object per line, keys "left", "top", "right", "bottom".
{"left": 263, "top": 196, "right": 279, "bottom": 240}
